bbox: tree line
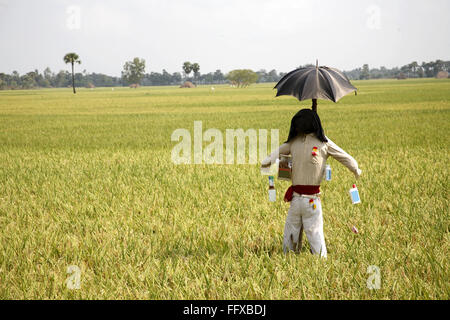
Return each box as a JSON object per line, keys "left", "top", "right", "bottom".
{"left": 0, "top": 56, "right": 448, "bottom": 90}
{"left": 344, "top": 60, "right": 450, "bottom": 80}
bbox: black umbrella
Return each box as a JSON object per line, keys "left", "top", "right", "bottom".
{"left": 274, "top": 61, "right": 357, "bottom": 112}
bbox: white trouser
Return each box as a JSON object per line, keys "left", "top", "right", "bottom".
{"left": 283, "top": 192, "right": 327, "bottom": 258}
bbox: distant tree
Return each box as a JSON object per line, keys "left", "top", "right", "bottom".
{"left": 122, "top": 57, "right": 146, "bottom": 86}
{"left": 12, "top": 71, "right": 20, "bottom": 83}
{"left": 21, "top": 73, "right": 36, "bottom": 89}
{"left": 410, "top": 61, "right": 419, "bottom": 77}
{"left": 445, "top": 61, "right": 450, "bottom": 72}
{"left": 172, "top": 72, "right": 182, "bottom": 84}
{"left": 256, "top": 69, "right": 267, "bottom": 83}
{"left": 191, "top": 63, "right": 200, "bottom": 82}
{"left": 268, "top": 69, "right": 279, "bottom": 82}
{"left": 0, "top": 73, "right": 6, "bottom": 89}
{"left": 400, "top": 64, "right": 411, "bottom": 77}
{"left": 417, "top": 66, "right": 424, "bottom": 78}
{"left": 254, "top": 69, "right": 279, "bottom": 83}
{"left": 162, "top": 69, "right": 172, "bottom": 85}
{"left": 43, "top": 67, "right": 54, "bottom": 86}
{"left": 433, "top": 60, "right": 445, "bottom": 73}
{"left": 344, "top": 68, "right": 361, "bottom": 80}
{"left": 360, "top": 64, "right": 370, "bottom": 80}
{"left": 213, "top": 69, "right": 224, "bottom": 83}
{"left": 201, "top": 72, "right": 214, "bottom": 84}
{"left": 422, "top": 61, "right": 435, "bottom": 77}
{"left": 63, "top": 53, "right": 81, "bottom": 93}
{"left": 55, "top": 70, "right": 71, "bottom": 88}
{"left": 182, "top": 62, "right": 192, "bottom": 79}
{"left": 298, "top": 63, "right": 315, "bottom": 69}
{"left": 226, "top": 69, "right": 258, "bottom": 87}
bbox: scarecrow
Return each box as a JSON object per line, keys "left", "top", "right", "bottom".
{"left": 261, "top": 62, "right": 362, "bottom": 257}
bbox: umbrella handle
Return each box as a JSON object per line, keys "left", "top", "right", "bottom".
{"left": 312, "top": 99, "right": 317, "bottom": 112}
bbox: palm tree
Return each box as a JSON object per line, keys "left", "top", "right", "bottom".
{"left": 182, "top": 62, "right": 192, "bottom": 80}
{"left": 63, "top": 53, "right": 81, "bottom": 93}
{"left": 191, "top": 63, "right": 200, "bottom": 82}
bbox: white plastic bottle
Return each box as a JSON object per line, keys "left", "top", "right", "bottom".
{"left": 349, "top": 184, "right": 361, "bottom": 204}
{"left": 325, "top": 164, "right": 331, "bottom": 181}
{"left": 268, "top": 176, "right": 276, "bottom": 202}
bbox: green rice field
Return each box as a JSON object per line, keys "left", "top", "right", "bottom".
{"left": 0, "top": 78, "right": 448, "bottom": 299}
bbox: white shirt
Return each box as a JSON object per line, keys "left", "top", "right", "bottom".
{"left": 262, "top": 133, "right": 361, "bottom": 185}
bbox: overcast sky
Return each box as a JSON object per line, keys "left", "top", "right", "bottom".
{"left": 0, "top": 0, "right": 449, "bottom": 76}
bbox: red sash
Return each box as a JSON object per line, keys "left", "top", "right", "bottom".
{"left": 284, "top": 185, "right": 320, "bottom": 202}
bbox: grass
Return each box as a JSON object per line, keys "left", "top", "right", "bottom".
{"left": 0, "top": 78, "right": 449, "bottom": 299}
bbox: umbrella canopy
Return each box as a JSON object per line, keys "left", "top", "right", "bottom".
{"left": 274, "top": 63, "right": 357, "bottom": 110}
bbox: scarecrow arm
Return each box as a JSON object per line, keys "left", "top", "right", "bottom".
{"left": 326, "top": 138, "right": 361, "bottom": 179}
{"left": 261, "top": 143, "right": 290, "bottom": 168}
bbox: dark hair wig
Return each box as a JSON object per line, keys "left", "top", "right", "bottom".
{"left": 285, "top": 109, "right": 328, "bottom": 143}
